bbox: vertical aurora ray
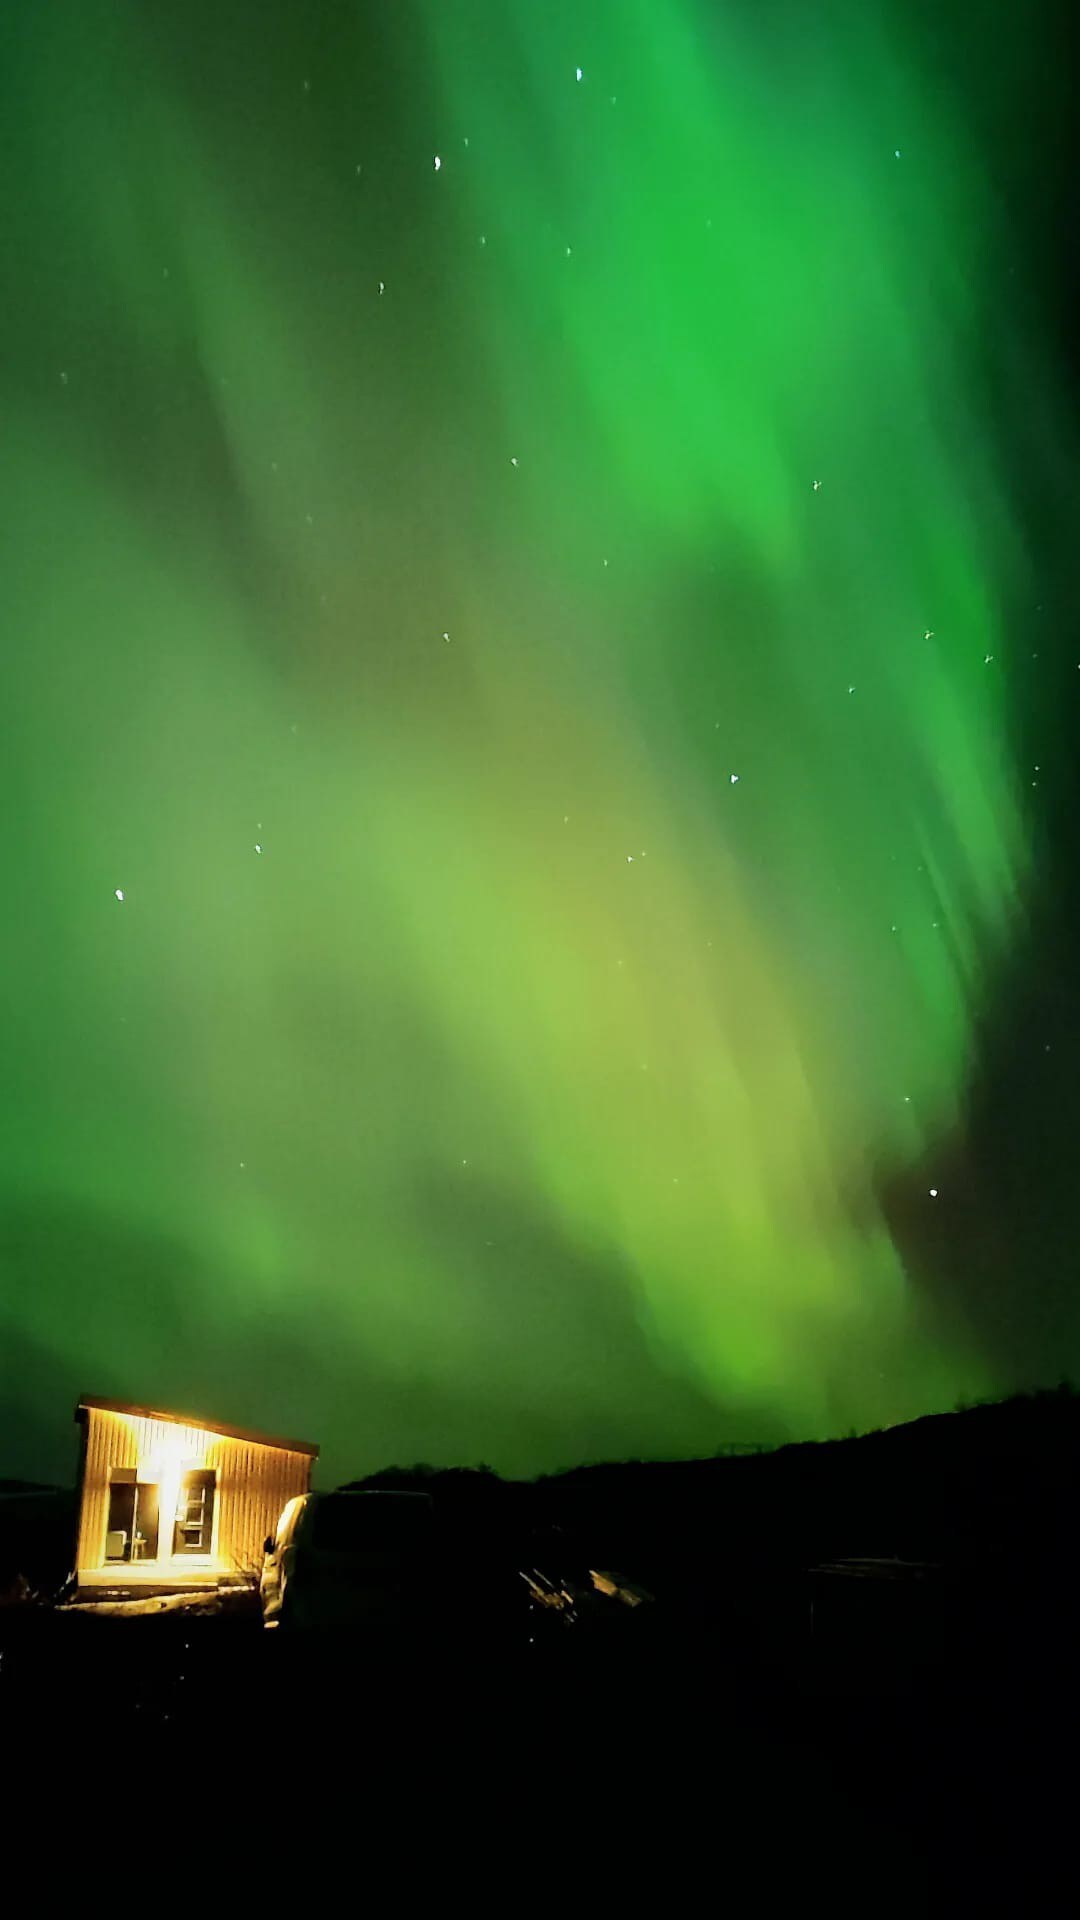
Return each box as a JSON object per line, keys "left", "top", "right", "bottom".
{"left": 0, "top": 0, "right": 1065, "bottom": 1478}
{"left": 413, "top": 0, "right": 1032, "bottom": 1427}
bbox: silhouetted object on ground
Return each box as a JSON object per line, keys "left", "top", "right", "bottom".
{"left": 260, "top": 1487, "right": 440, "bottom": 1631}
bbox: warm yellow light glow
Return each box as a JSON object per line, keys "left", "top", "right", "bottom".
{"left": 131, "top": 1423, "right": 221, "bottom": 1567}
{"left": 80, "top": 1404, "right": 313, "bottom": 1588}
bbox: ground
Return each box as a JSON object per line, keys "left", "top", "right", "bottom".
{"left": 0, "top": 1576, "right": 1073, "bottom": 1897}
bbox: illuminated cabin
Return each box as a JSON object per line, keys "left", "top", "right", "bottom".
{"left": 74, "top": 1395, "right": 318, "bottom": 1592}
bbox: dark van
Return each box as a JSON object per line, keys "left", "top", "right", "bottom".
{"left": 260, "top": 1489, "right": 437, "bottom": 1632}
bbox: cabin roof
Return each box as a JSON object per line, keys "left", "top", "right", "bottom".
{"left": 76, "top": 1394, "right": 319, "bottom": 1458}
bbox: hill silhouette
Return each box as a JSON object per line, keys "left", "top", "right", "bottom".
{"left": 342, "top": 1382, "right": 1078, "bottom": 1566}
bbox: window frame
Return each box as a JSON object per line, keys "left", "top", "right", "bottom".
{"left": 104, "top": 1468, "right": 161, "bottom": 1565}
{"left": 172, "top": 1466, "right": 218, "bottom": 1558}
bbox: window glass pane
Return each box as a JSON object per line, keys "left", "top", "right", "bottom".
{"left": 133, "top": 1483, "right": 159, "bottom": 1561}
{"left": 172, "top": 1469, "right": 216, "bottom": 1555}
{"left": 105, "top": 1481, "right": 136, "bottom": 1561}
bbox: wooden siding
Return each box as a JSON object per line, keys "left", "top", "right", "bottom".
{"left": 75, "top": 1406, "right": 313, "bottom": 1585}
{"left": 215, "top": 1436, "right": 314, "bottom": 1577}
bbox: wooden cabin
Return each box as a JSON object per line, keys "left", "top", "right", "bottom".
{"left": 74, "top": 1395, "right": 318, "bottom": 1592}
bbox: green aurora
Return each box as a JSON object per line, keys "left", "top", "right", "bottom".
{"left": 0, "top": 1, "right": 1073, "bottom": 1481}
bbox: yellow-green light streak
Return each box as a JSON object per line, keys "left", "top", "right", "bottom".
{"left": 0, "top": 0, "right": 1062, "bottom": 1479}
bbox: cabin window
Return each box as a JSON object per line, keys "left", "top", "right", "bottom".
{"left": 173, "top": 1468, "right": 216, "bottom": 1556}
{"left": 105, "top": 1470, "right": 160, "bottom": 1563}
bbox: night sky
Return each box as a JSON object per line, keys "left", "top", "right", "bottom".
{"left": 2, "top": 1, "right": 1077, "bottom": 1488}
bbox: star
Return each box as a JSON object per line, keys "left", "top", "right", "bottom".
{"left": 929, "top": 1188, "right": 938, "bottom": 1198}
{"left": 114, "top": 888, "right": 124, "bottom": 902}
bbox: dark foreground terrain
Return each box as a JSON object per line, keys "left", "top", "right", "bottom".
{"left": 1, "top": 1585, "right": 1073, "bottom": 1898}
{"left": 2, "top": 1389, "right": 1076, "bottom": 1896}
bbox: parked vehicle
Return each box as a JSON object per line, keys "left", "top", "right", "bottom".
{"left": 260, "top": 1489, "right": 437, "bottom": 1631}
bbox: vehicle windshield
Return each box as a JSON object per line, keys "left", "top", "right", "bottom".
{"left": 311, "top": 1492, "right": 435, "bottom": 1554}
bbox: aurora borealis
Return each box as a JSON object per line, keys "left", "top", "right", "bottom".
{"left": 2, "top": 1, "right": 1077, "bottom": 1485}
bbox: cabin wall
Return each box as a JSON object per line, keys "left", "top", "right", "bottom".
{"left": 215, "top": 1437, "right": 313, "bottom": 1576}
{"left": 75, "top": 1408, "right": 312, "bottom": 1586}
